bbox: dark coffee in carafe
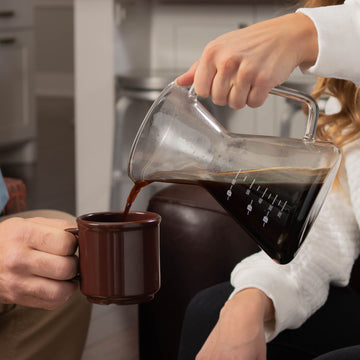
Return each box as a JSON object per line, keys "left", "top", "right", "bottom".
{"left": 200, "top": 179, "right": 322, "bottom": 264}
{"left": 124, "top": 167, "right": 328, "bottom": 264}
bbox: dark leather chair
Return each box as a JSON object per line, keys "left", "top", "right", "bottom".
{"left": 138, "top": 184, "right": 360, "bottom": 360}
{"left": 138, "top": 184, "right": 259, "bottom": 360}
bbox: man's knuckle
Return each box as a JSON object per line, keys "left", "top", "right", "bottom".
{"left": 5, "top": 274, "right": 21, "bottom": 296}
{"left": 45, "top": 283, "right": 67, "bottom": 303}
{"left": 55, "top": 259, "right": 76, "bottom": 280}
{"left": 63, "top": 240, "right": 76, "bottom": 255}
{"left": 3, "top": 250, "right": 26, "bottom": 272}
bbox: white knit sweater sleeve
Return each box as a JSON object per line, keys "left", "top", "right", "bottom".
{"left": 230, "top": 142, "right": 360, "bottom": 342}
{"left": 296, "top": 0, "right": 360, "bottom": 87}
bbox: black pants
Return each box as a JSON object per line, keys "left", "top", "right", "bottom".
{"left": 177, "top": 282, "right": 360, "bottom": 359}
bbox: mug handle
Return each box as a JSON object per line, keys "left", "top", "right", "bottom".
{"left": 65, "top": 228, "right": 80, "bottom": 281}
{"left": 188, "top": 84, "right": 319, "bottom": 142}
{"left": 65, "top": 227, "right": 78, "bottom": 237}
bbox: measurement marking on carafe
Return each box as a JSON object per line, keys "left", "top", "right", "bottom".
{"left": 277, "top": 200, "right": 287, "bottom": 219}
{"left": 249, "top": 179, "right": 255, "bottom": 189}
{"left": 263, "top": 211, "right": 270, "bottom": 227}
{"left": 233, "top": 169, "right": 242, "bottom": 182}
{"left": 227, "top": 169, "right": 243, "bottom": 200}
{"left": 259, "top": 187, "right": 268, "bottom": 204}
{"left": 247, "top": 200, "right": 253, "bottom": 215}
{"left": 268, "top": 195, "right": 277, "bottom": 211}
{"left": 257, "top": 185, "right": 261, "bottom": 192}
{"left": 245, "top": 178, "right": 255, "bottom": 196}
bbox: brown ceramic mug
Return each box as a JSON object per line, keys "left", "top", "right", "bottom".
{"left": 66, "top": 211, "right": 161, "bottom": 305}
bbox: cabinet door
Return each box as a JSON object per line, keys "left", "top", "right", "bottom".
{"left": 0, "top": 0, "right": 33, "bottom": 30}
{"left": 151, "top": 5, "right": 255, "bottom": 69}
{"left": 0, "top": 29, "right": 35, "bottom": 147}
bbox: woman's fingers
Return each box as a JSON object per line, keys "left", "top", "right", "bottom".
{"left": 210, "top": 58, "right": 239, "bottom": 106}
{"left": 176, "top": 60, "right": 200, "bottom": 86}
{"left": 227, "top": 83, "right": 251, "bottom": 109}
{"left": 177, "top": 13, "right": 319, "bottom": 110}
{"left": 246, "top": 85, "right": 272, "bottom": 108}
{"left": 193, "top": 56, "right": 217, "bottom": 98}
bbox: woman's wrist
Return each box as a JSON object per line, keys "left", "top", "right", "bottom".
{"left": 228, "top": 288, "right": 275, "bottom": 323}
{"left": 291, "top": 12, "right": 319, "bottom": 68}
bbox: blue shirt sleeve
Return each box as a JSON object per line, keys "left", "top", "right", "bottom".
{"left": 0, "top": 169, "right": 9, "bottom": 213}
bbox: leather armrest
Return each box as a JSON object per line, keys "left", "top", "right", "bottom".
{"left": 139, "top": 184, "right": 259, "bottom": 360}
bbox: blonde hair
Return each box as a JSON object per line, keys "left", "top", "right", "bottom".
{"left": 300, "top": 0, "right": 360, "bottom": 149}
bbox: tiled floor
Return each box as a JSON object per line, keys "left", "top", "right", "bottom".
{"left": 1, "top": 96, "right": 139, "bottom": 360}
{"left": 82, "top": 304, "right": 139, "bottom": 360}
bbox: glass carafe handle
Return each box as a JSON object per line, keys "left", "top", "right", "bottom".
{"left": 269, "top": 86, "right": 318, "bottom": 142}
{"left": 188, "top": 85, "right": 319, "bottom": 142}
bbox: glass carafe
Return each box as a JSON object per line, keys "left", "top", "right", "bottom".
{"left": 128, "top": 82, "right": 341, "bottom": 264}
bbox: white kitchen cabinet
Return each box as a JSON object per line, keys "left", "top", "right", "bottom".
{"left": 0, "top": 0, "right": 35, "bottom": 163}
{"left": 0, "top": 29, "right": 35, "bottom": 146}
{"left": 151, "top": 3, "right": 255, "bottom": 70}
{"left": 0, "top": 0, "right": 34, "bottom": 29}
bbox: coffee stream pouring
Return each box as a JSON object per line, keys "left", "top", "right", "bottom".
{"left": 127, "top": 81, "right": 341, "bottom": 264}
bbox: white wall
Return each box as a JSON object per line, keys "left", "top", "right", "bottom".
{"left": 34, "top": 0, "right": 74, "bottom": 98}
{"left": 75, "top": 0, "right": 115, "bottom": 215}
{"left": 114, "top": 0, "right": 152, "bottom": 75}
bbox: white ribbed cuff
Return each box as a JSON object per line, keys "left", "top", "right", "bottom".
{"left": 230, "top": 257, "right": 307, "bottom": 342}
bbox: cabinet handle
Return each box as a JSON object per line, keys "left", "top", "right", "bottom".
{"left": 0, "top": 11, "right": 15, "bottom": 18}
{"left": 0, "top": 38, "right": 16, "bottom": 45}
